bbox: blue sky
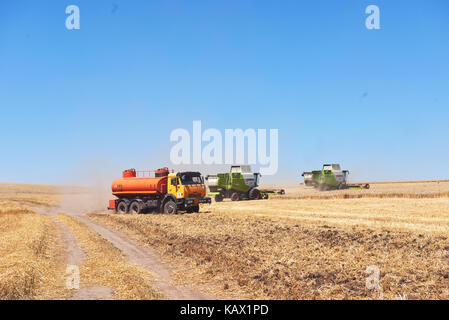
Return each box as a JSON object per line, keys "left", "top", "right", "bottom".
{"left": 1, "top": 0, "right": 448, "bottom": 184}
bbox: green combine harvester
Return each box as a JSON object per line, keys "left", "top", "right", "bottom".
{"left": 205, "top": 165, "right": 285, "bottom": 202}
{"left": 302, "top": 164, "right": 370, "bottom": 191}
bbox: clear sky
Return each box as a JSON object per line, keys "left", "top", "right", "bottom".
{"left": 1, "top": 0, "right": 448, "bottom": 185}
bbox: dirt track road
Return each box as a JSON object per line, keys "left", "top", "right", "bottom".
{"left": 34, "top": 204, "right": 214, "bottom": 300}
{"left": 75, "top": 215, "right": 215, "bottom": 300}
{"left": 34, "top": 206, "right": 114, "bottom": 299}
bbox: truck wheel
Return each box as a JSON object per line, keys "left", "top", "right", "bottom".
{"left": 215, "top": 194, "right": 223, "bottom": 202}
{"left": 249, "top": 188, "right": 261, "bottom": 200}
{"left": 117, "top": 201, "right": 129, "bottom": 214}
{"left": 193, "top": 205, "right": 200, "bottom": 213}
{"left": 163, "top": 200, "right": 177, "bottom": 214}
{"left": 186, "top": 207, "right": 194, "bottom": 214}
{"left": 231, "top": 192, "right": 240, "bottom": 201}
{"left": 129, "top": 201, "right": 143, "bottom": 214}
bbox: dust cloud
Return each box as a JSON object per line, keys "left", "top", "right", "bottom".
{"left": 58, "top": 157, "right": 116, "bottom": 215}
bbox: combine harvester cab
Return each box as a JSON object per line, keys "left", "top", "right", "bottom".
{"left": 206, "top": 165, "right": 285, "bottom": 202}
{"left": 319, "top": 164, "right": 347, "bottom": 190}
{"left": 108, "top": 167, "right": 211, "bottom": 214}
{"left": 302, "top": 164, "right": 369, "bottom": 191}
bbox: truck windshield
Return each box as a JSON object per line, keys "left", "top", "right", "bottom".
{"left": 180, "top": 173, "right": 203, "bottom": 185}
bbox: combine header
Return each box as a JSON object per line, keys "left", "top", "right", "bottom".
{"left": 205, "top": 165, "right": 284, "bottom": 202}
{"left": 108, "top": 167, "right": 211, "bottom": 214}
{"left": 302, "top": 164, "right": 370, "bottom": 191}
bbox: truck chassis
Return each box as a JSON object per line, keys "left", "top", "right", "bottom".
{"left": 108, "top": 195, "right": 211, "bottom": 214}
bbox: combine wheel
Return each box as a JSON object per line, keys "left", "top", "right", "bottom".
{"left": 318, "top": 184, "right": 328, "bottom": 191}
{"left": 163, "top": 200, "right": 177, "bottom": 214}
{"left": 117, "top": 201, "right": 129, "bottom": 214}
{"left": 129, "top": 201, "right": 143, "bottom": 214}
{"left": 249, "top": 188, "right": 261, "bottom": 200}
{"left": 231, "top": 192, "right": 240, "bottom": 201}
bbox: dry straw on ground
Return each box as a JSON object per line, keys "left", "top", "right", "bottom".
{"left": 90, "top": 195, "right": 449, "bottom": 300}
{"left": 266, "top": 181, "right": 449, "bottom": 200}
{"left": 57, "top": 214, "right": 163, "bottom": 299}
{"left": 0, "top": 201, "right": 68, "bottom": 299}
{"left": 2, "top": 181, "right": 449, "bottom": 300}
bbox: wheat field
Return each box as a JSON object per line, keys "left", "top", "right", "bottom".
{"left": 1, "top": 181, "right": 448, "bottom": 299}
{"left": 264, "top": 180, "right": 449, "bottom": 199}
{"left": 90, "top": 197, "right": 449, "bottom": 299}
{"left": 89, "top": 182, "right": 449, "bottom": 300}
{"left": 0, "top": 198, "right": 68, "bottom": 299}
{"left": 0, "top": 183, "right": 161, "bottom": 299}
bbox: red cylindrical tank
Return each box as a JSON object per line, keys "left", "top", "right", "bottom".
{"left": 111, "top": 168, "right": 169, "bottom": 197}
{"left": 122, "top": 169, "right": 136, "bottom": 178}
{"left": 155, "top": 167, "right": 169, "bottom": 177}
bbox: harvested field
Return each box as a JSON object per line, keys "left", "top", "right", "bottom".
{"left": 57, "top": 214, "right": 163, "bottom": 299}
{"left": 0, "top": 183, "right": 89, "bottom": 208}
{"left": 89, "top": 184, "right": 449, "bottom": 299}
{"left": 1, "top": 181, "right": 449, "bottom": 300}
{"left": 264, "top": 180, "right": 449, "bottom": 199}
{"left": 211, "top": 198, "right": 449, "bottom": 234}
{"left": 0, "top": 183, "right": 162, "bottom": 300}
{"left": 0, "top": 201, "right": 68, "bottom": 299}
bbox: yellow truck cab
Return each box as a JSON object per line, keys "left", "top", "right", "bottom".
{"left": 165, "top": 171, "right": 211, "bottom": 213}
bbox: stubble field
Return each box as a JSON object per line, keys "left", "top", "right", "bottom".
{"left": 1, "top": 181, "right": 448, "bottom": 299}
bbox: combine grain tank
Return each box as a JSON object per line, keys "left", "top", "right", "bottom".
{"left": 205, "top": 165, "right": 285, "bottom": 202}
{"left": 301, "top": 164, "right": 370, "bottom": 190}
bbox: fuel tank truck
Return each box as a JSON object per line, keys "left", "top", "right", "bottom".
{"left": 108, "top": 167, "right": 211, "bottom": 214}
